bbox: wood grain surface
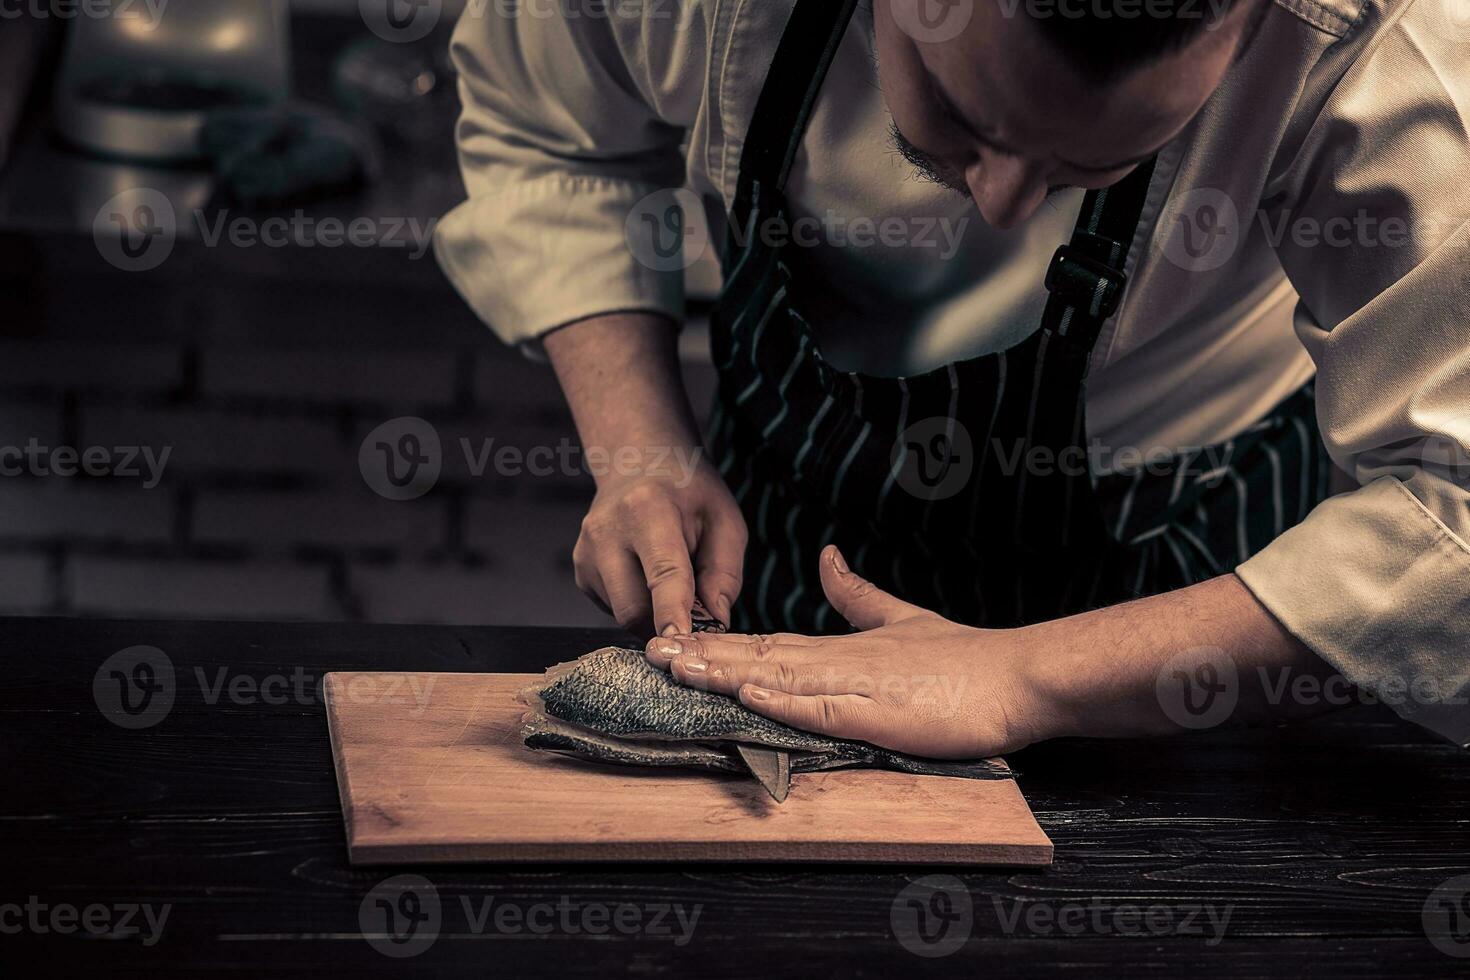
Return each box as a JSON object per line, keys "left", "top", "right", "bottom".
{"left": 324, "top": 672, "right": 1053, "bottom": 866}
{"left": 4, "top": 617, "right": 1469, "bottom": 978}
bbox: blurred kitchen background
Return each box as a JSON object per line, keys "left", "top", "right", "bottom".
{"left": 0, "top": 0, "right": 717, "bottom": 625}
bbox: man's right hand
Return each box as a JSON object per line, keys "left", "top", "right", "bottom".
{"left": 574, "top": 461, "right": 747, "bottom": 638}
{"left": 544, "top": 311, "right": 745, "bottom": 638}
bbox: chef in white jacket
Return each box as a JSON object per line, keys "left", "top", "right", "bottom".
{"left": 435, "top": 0, "right": 1470, "bottom": 757}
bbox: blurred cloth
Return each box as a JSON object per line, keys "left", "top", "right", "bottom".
{"left": 200, "top": 105, "right": 373, "bottom": 208}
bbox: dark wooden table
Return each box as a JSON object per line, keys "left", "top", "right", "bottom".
{"left": 5, "top": 617, "right": 1468, "bottom": 977}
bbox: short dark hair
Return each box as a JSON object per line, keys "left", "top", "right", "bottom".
{"left": 1023, "top": 0, "right": 1269, "bottom": 81}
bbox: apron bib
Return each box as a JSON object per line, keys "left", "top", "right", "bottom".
{"left": 707, "top": 0, "right": 1330, "bottom": 632}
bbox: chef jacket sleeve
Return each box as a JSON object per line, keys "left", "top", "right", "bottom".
{"left": 1236, "top": 0, "right": 1470, "bottom": 746}
{"left": 432, "top": 3, "right": 708, "bottom": 352}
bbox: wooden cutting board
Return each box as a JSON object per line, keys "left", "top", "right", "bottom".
{"left": 324, "top": 671, "right": 1054, "bottom": 866}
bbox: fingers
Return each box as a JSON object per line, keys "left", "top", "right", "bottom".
{"left": 818, "top": 545, "right": 926, "bottom": 631}
{"left": 644, "top": 629, "right": 816, "bottom": 670}
{"left": 630, "top": 523, "right": 696, "bottom": 638}
{"left": 596, "top": 549, "right": 655, "bottom": 634}
{"left": 693, "top": 510, "right": 746, "bottom": 627}
{"left": 738, "top": 686, "right": 880, "bottom": 742}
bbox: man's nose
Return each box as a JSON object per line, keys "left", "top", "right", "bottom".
{"left": 965, "top": 150, "right": 1049, "bottom": 230}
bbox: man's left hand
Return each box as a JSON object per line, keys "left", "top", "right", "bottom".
{"left": 644, "top": 544, "right": 1052, "bottom": 759}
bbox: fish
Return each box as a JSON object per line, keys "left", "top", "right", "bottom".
{"left": 518, "top": 645, "right": 1013, "bottom": 799}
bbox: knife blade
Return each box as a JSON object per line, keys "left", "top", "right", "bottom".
{"left": 736, "top": 744, "right": 791, "bottom": 803}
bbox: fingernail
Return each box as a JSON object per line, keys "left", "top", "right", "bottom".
{"left": 744, "top": 686, "right": 771, "bottom": 702}
{"left": 830, "top": 547, "right": 849, "bottom": 575}
{"left": 654, "top": 639, "right": 683, "bottom": 658}
{"left": 676, "top": 655, "right": 708, "bottom": 674}
{"left": 661, "top": 624, "right": 679, "bottom": 637}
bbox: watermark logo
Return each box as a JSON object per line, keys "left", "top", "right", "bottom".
{"left": 93, "top": 646, "right": 175, "bottom": 730}
{"left": 94, "top": 188, "right": 176, "bottom": 273}
{"left": 892, "top": 418, "right": 974, "bottom": 501}
{"left": 1156, "top": 186, "right": 1240, "bottom": 273}
{"left": 1425, "top": 874, "right": 1470, "bottom": 958}
{"left": 891, "top": 875, "right": 973, "bottom": 958}
{"left": 890, "top": 0, "right": 976, "bottom": 43}
{"left": 360, "top": 874, "right": 442, "bottom": 958}
{"left": 626, "top": 188, "right": 708, "bottom": 272}
{"left": 1156, "top": 646, "right": 1238, "bottom": 730}
{"left": 360, "top": 0, "right": 442, "bottom": 42}
{"left": 360, "top": 417, "right": 443, "bottom": 501}
{"left": 1421, "top": 435, "right": 1470, "bottom": 486}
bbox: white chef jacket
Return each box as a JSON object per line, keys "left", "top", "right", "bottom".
{"left": 434, "top": 0, "right": 1470, "bottom": 744}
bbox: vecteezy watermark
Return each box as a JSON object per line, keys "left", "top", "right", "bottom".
{"left": 0, "top": 896, "right": 171, "bottom": 947}
{"left": 992, "top": 897, "right": 1234, "bottom": 945}
{"left": 890, "top": 0, "right": 976, "bottom": 43}
{"left": 359, "top": 417, "right": 705, "bottom": 500}
{"left": 1155, "top": 187, "right": 1242, "bottom": 273}
{"left": 361, "top": 875, "right": 442, "bottom": 958}
{"left": 1420, "top": 434, "right": 1470, "bottom": 485}
{"left": 359, "top": 0, "right": 443, "bottom": 42}
{"left": 0, "top": 439, "right": 170, "bottom": 488}
{"left": 359, "top": 874, "right": 703, "bottom": 958}
{"left": 1424, "top": 874, "right": 1470, "bottom": 958}
{"left": 359, "top": 417, "right": 443, "bottom": 502}
{"left": 995, "top": 0, "right": 1237, "bottom": 24}
{"left": 93, "top": 189, "right": 437, "bottom": 272}
{"left": 1255, "top": 666, "right": 1469, "bottom": 713}
{"left": 194, "top": 668, "right": 435, "bottom": 714}
{"left": 0, "top": 0, "right": 168, "bottom": 26}
{"left": 460, "top": 437, "right": 703, "bottom": 488}
{"left": 626, "top": 189, "right": 973, "bottom": 271}
{"left": 194, "top": 212, "right": 436, "bottom": 259}
{"left": 1156, "top": 186, "right": 1464, "bottom": 273}
{"left": 890, "top": 421, "right": 1240, "bottom": 502}
{"left": 891, "top": 875, "right": 973, "bottom": 957}
{"left": 93, "top": 646, "right": 176, "bottom": 730}
{"left": 892, "top": 418, "right": 975, "bottom": 502}
{"left": 626, "top": 188, "right": 710, "bottom": 272}
{"left": 94, "top": 649, "right": 436, "bottom": 729}
{"left": 93, "top": 188, "right": 177, "bottom": 273}
{"left": 1156, "top": 646, "right": 1239, "bottom": 730}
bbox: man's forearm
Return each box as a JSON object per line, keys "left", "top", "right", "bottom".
{"left": 543, "top": 312, "right": 704, "bottom": 471}
{"left": 1027, "top": 574, "right": 1342, "bottom": 740}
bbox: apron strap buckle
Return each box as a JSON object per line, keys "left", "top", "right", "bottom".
{"left": 1045, "top": 238, "right": 1129, "bottom": 321}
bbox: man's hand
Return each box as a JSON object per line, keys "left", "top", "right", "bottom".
{"left": 545, "top": 311, "right": 746, "bottom": 637}
{"left": 645, "top": 546, "right": 1343, "bottom": 757}
{"left": 575, "top": 460, "right": 746, "bottom": 638}
{"left": 646, "top": 545, "right": 1044, "bottom": 758}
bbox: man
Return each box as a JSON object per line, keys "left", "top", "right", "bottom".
{"left": 436, "top": 0, "right": 1470, "bottom": 757}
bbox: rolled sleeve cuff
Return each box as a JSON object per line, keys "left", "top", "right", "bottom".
{"left": 1237, "top": 476, "right": 1470, "bottom": 747}
{"left": 433, "top": 177, "right": 688, "bottom": 352}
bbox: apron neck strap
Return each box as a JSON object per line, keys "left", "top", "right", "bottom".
{"left": 730, "top": 0, "right": 1157, "bottom": 351}
{"left": 1041, "top": 156, "right": 1158, "bottom": 349}
{"left": 731, "top": 0, "right": 861, "bottom": 233}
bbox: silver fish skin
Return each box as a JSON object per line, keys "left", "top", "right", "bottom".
{"left": 519, "top": 647, "right": 1011, "bottom": 781}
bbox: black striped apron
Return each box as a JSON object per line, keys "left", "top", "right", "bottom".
{"left": 707, "top": 0, "right": 1331, "bottom": 633}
